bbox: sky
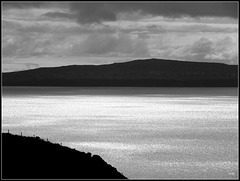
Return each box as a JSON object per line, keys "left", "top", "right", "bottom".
{"left": 2, "top": 1, "right": 239, "bottom": 72}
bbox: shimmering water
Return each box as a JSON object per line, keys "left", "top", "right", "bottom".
{"left": 2, "top": 87, "right": 239, "bottom": 179}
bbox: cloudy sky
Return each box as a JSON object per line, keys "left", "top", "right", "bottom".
{"left": 2, "top": 1, "right": 238, "bottom": 72}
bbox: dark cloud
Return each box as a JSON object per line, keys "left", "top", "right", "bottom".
{"left": 70, "top": 2, "right": 238, "bottom": 24}
{"left": 2, "top": 2, "right": 46, "bottom": 9}
{"left": 122, "top": 2, "right": 238, "bottom": 18}
{"left": 41, "top": 12, "right": 76, "bottom": 20}
{"left": 70, "top": 3, "right": 117, "bottom": 24}
{"left": 3, "top": 2, "right": 238, "bottom": 23}
{"left": 2, "top": 1, "right": 68, "bottom": 10}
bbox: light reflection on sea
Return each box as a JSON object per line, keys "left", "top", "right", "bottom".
{"left": 2, "top": 87, "right": 238, "bottom": 179}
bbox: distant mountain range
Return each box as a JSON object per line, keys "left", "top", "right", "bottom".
{"left": 2, "top": 58, "right": 238, "bottom": 87}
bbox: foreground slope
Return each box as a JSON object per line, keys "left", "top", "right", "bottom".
{"left": 2, "top": 58, "right": 238, "bottom": 87}
{"left": 2, "top": 133, "right": 127, "bottom": 179}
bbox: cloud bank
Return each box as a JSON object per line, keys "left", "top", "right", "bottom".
{"left": 2, "top": 2, "right": 238, "bottom": 72}
{"left": 3, "top": 2, "right": 238, "bottom": 24}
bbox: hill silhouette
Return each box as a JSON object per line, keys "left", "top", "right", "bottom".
{"left": 2, "top": 133, "right": 127, "bottom": 179}
{"left": 2, "top": 58, "right": 238, "bottom": 87}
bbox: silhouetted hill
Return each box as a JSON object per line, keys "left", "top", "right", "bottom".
{"left": 2, "top": 58, "right": 238, "bottom": 87}
{"left": 2, "top": 133, "right": 127, "bottom": 179}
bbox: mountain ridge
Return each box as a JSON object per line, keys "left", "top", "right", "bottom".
{"left": 2, "top": 58, "right": 238, "bottom": 87}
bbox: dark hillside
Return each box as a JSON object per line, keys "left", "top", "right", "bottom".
{"left": 2, "top": 133, "right": 127, "bottom": 179}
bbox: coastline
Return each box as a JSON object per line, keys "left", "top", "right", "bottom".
{"left": 2, "top": 132, "right": 127, "bottom": 179}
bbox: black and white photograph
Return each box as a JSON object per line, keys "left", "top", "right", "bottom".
{"left": 2, "top": 1, "right": 239, "bottom": 179}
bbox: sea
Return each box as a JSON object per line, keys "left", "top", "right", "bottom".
{"left": 2, "top": 87, "right": 239, "bottom": 179}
